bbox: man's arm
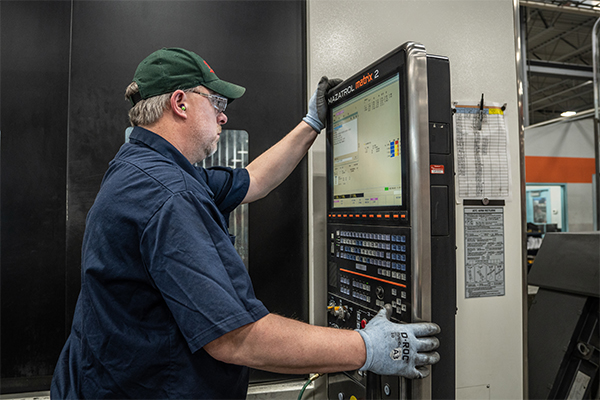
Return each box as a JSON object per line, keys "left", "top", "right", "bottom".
{"left": 242, "top": 76, "right": 342, "bottom": 204}
{"left": 204, "top": 309, "right": 441, "bottom": 378}
{"left": 204, "top": 313, "right": 366, "bottom": 374}
{"left": 242, "top": 121, "right": 317, "bottom": 204}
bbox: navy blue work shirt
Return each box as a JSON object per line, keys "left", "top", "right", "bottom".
{"left": 51, "top": 127, "right": 269, "bottom": 399}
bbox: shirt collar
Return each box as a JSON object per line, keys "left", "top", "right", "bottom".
{"left": 128, "top": 126, "right": 204, "bottom": 182}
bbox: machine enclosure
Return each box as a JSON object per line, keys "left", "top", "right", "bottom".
{"left": 528, "top": 232, "right": 599, "bottom": 399}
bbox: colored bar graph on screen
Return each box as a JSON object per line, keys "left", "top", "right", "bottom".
{"left": 390, "top": 140, "right": 399, "bottom": 157}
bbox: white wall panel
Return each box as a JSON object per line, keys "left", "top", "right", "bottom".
{"left": 308, "top": 1, "right": 524, "bottom": 399}
{"left": 525, "top": 118, "right": 595, "bottom": 158}
{"left": 568, "top": 183, "right": 595, "bottom": 231}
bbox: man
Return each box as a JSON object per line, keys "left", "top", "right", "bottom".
{"left": 51, "top": 48, "right": 441, "bottom": 399}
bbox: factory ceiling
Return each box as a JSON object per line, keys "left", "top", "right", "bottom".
{"left": 521, "top": 0, "right": 600, "bottom": 125}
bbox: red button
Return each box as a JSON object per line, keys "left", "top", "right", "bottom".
{"left": 360, "top": 319, "right": 367, "bottom": 329}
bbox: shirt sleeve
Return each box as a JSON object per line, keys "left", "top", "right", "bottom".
{"left": 140, "top": 190, "right": 268, "bottom": 353}
{"left": 198, "top": 166, "right": 249, "bottom": 214}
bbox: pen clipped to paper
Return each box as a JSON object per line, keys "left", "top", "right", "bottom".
{"left": 477, "top": 93, "right": 484, "bottom": 130}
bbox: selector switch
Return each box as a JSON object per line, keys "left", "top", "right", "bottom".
{"left": 328, "top": 301, "right": 350, "bottom": 321}
{"left": 376, "top": 286, "right": 385, "bottom": 300}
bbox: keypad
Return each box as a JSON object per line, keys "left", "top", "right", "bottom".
{"left": 332, "top": 227, "right": 410, "bottom": 317}
{"left": 336, "top": 230, "right": 407, "bottom": 277}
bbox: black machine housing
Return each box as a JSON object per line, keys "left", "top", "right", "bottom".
{"left": 325, "top": 43, "right": 456, "bottom": 400}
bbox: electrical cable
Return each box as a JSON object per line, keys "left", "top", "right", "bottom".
{"left": 297, "top": 373, "right": 323, "bottom": 400}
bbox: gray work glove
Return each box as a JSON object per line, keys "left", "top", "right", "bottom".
{"left": 303, "top": 76, "right": 342, "bottom": 132}
{"left": 356, "top": 305, "right": 441, "bottom": 378}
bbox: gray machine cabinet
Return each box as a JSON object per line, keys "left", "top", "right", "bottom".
{"left": 529, "top": 232, "right": 599, "bottom": 297}
{"left": 528, "top": 232, "right": 599, "bottom": 399}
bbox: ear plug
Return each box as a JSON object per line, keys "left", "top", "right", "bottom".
{"left": 181, "top": 105, "right": 186, "bottom": 111}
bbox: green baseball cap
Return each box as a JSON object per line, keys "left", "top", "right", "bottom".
{"left": 129, "top": 48, "right": 245, "bottom": 105}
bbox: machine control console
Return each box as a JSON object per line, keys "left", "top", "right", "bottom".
{"left": 327, "top": 222, "right": 412, "bottom": 329}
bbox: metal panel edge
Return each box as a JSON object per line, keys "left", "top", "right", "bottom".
{"left": 515, "top": 1, "right": 529, "bottom": 399}
{"left": 403, "top": 41, "right": 432, "bottom": 400}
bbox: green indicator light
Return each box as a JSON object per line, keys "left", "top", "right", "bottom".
{"left": 385, "top": 187, "right": 389, "bottom": 191}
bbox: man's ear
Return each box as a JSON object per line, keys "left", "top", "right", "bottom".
{"left": 171, "top": 90, "right": 187, "bottom": 118}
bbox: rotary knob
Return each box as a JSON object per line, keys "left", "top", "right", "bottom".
{"left": 327, "top": 302, "right": 350, "bottom": 320}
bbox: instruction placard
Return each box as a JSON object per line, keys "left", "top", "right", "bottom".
{"left": 464, "top": 207, "right": 505, "bottom": 298}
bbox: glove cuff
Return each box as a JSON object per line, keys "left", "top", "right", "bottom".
{"left": 302, "top": 115, "right": 323, "bottom": 133}
{"left": 356, "top": 329, "right": 373, "bottom": 372}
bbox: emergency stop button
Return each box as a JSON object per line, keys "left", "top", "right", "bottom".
{"left": 360, "top": 319, "right": 367, "bottom": 329}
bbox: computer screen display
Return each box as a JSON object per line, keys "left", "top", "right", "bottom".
{"left": 331, "top": 73, "right": 403, "bottom": 209}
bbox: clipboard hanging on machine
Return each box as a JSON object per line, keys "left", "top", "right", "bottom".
{"left": 452, "top": 96, "right": 511, "bottom": 204}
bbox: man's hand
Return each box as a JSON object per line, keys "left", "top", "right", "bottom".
{"left": 303, "top": 76, "right": 342, "bottom": 133}
{"left": 243, "top": 76, "right": 340, "bottom": 203}
{"left": 356, "top": 305, "right": 441, "bottom": 378}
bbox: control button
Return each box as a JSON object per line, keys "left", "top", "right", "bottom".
{"left": 360, "top": 319, "right": 367, "bottom": 329}
{"left": 331, "top": 305, "right": 350, "bottom": 320}
{"left": 384, "top": 383, "right": 391, "bottom": 396}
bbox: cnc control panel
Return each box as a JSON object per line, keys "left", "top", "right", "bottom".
{"left": 327, "top": 224, "right": 411, "bottom": 329}
{"left": 325, "top": 42, "right": 455, "bottom": 400}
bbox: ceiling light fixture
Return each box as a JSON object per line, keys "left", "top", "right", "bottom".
{"left": 560, "top": 111, "right": 577, "bottom": 117}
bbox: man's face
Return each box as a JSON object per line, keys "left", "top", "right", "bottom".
{"left": 187, "top": 86, "right": 228, "bottom": 164}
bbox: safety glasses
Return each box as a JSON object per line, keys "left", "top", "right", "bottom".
{"left": 190, "top": 90, "right": 228, "bottom": 114}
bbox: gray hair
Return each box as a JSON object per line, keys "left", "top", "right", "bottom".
{"left": 125, "top": 82, "right": 172, "bottom": 126}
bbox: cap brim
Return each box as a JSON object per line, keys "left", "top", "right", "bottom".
{"left": 204, "top": 79, "right": 246, "bottom": 101}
